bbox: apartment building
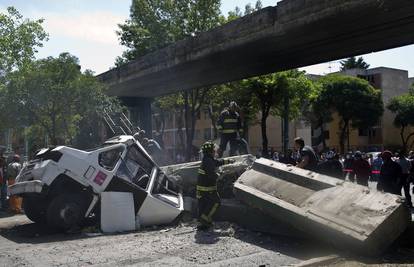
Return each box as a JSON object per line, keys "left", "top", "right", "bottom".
{"left": 314, "top": 67, "right": 414, "bottom": 152}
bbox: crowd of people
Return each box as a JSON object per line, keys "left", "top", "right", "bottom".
{"left": 270, "top": 137, "right": 414, "bottom": 208}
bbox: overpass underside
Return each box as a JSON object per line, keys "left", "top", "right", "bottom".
{"left": 99, "top": 0, "right": 414, "bottom": 97}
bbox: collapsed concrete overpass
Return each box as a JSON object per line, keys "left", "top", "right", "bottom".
{"left": 98, "top": 0, "right": 414, "bottom": 98}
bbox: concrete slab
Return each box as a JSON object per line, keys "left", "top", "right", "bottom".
{"left": 161, "top": 155, "right": 254, "bottom": 198}
{"left": 234, "top": 158, "right": 411, "bottom": 256}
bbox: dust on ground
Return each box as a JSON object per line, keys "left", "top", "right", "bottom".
{"left": 1, "top": 211, "right": 414, "bottom": 267}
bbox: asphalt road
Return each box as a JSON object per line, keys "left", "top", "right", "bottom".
{"left": 1, "top": 212, "right": 414, "bottom": 267}
{"left": 0, "top": 214, "right": 317, "bottom": 267}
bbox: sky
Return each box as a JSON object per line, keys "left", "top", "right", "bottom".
{"left": 1, "top": 0, "right": 413, "bottom": 77}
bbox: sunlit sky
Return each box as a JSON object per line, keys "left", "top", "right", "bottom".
{"left": 1, "top": 0, "right": 413, "bottom": 77}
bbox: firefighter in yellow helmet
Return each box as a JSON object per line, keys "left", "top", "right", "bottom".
{"left": 196, "top": 141, "right": 234, "bottom": 230}
{"left": 217, "top": 101, "right": 243, "bottom": 157}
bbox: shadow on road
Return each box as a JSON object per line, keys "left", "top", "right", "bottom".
{"left": 0, "top": 222, "right": 102, "bottom": 244}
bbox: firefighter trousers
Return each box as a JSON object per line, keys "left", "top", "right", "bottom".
{"left": 219, "top": 133, "right": 238, "bottom": 157}
{"left": 197, "top": 190, "right": 220, "bottom": 226}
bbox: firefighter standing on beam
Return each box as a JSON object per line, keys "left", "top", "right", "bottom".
{"left": 197, "top": 141, "right": 234, "bottom": 230}
{"left": 217, "top": 101, "right": 243, "bottom": 157}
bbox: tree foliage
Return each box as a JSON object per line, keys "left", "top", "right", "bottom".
{"left": 2, "top": 53, "right": 120, "bottom": 149}
{"left": 227, "top": 0, "right": 262, "bottom": 20}
{"left": 340, "top": 56, "right": 370, "bottom": 71}
{"left": 117, "top": 0, "right": 223, "bottom": 63}
{"left": 240, "top": 70, "right": 313, "bottom": 156}
{"left": 0, "top": 7, "right": 48, "bottom": 76}
{"left": 387, "top": 92, "right": 414, "bottom": 152}
{"left": 316, "top": 75, "right": 383, "bottom": 153}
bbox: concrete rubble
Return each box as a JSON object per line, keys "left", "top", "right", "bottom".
{"left": 161, "top": 154, "right": 255, "bottom": 198}
{"left": 233, "top": 158, "right": 411, "bottom": 256}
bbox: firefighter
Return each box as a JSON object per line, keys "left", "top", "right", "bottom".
{"left": 217, "top": 101, "right": 243, "bottom": 157}
{"left": 197, "top": 141, "right": 234, "bottom": 230}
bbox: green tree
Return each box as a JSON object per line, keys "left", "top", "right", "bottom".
{"left": 3, "top": 53, "right": 120, "bottom": 149}
{"left": 240, "top": 75, "right": 274, "bottom": 157}
{"left": 203, "top": 82, "right": 256, "bottom": 141}
{"left": 271, "top": 70, "right": 314, "bottom": 154}
{"left": 387, "top": 93, "right": 414, "bottom": 152}
{"left": 0, "top": 7, "right": 48, "bottom": 76}
{"left": 317, "top": 75, "right": 383, "bottom": 153}
{"left": 118, "top": 0, "right": 224, "bottom": 161}
{"left": 117, "top": 0, "right": 223, "bottom": 62}
{"left": 306, "top": 82, "right": 333, "bottom": 150}
{"left": 340, "top": 56, "right": 370, "bottom": 71}
{"left": 240, "top": 70, "right": 313, "bottom": 157}
{"left": 0, "top": 7, "right": 48, "bottom": 135}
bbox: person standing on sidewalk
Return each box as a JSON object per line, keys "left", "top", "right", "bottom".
{"left": 7, "top": 154, "right": 22, "bottom": 213}
{"left": 351, "top": 151, "right": 371, "bottom": 186}
{"left": 396, "top": 152, "right": 412, "bottom": 208}
{"left": 377, "top": 151, "right": 402, "bottom": 195}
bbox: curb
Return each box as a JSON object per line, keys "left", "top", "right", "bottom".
{"left": 294, "top": 255, "right": 341, "bottom": 267}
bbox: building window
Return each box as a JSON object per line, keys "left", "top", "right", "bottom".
{"left": 204, "top": 109, "right": 210, "bottom": 120}
{"left": 194, "top": 129, "right": 201, "bottom": 140}
{"left": 204, "top": 128, "right": 211, "bottom": 140}
{"left": 324, "top": 130, "right": 330, "bottom": 140}
{"left": 358, "top": 128, "right": 368, "bottom": 136}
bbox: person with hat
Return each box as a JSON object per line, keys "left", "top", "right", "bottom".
{"left": 377, "top": 151, "right": 402, "bottom": 195}
{"left": 351, "top": 151, "right": 371, "bottom": 186}
{"left": 217, "top": 101, "right": 243, "bottom": 157}
{"left": 7, "top": 154, "right": 22, "bottom": 213}
{"left": 196, "top": 141, "right": 234, "bottom": 230}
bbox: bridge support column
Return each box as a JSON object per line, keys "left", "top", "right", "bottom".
{"left": 119, "top": 97, "right": 153, "bottom": 137}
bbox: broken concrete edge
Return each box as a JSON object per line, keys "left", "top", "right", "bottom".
{"left": 234, "top": 158, "right": 411, "bottom": 256}
{"left": 294, "top": 255, "right": 342, "bottom": 267}
{"left": 363, "top": 202, "right": 411, "bottom": 255}
{"left": 233, "top": 181, "right": 404, "bottom": 257}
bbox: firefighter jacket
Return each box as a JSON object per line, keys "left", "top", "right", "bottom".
{"left": 217, "top": 109, "right": 243, "bottom": 135}
{"left": 197, "top": 154, "right": 231, "bottom": 192}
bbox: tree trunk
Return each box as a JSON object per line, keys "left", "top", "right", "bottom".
{"left": 177, "top": 108, "right": 185, "bottom": 157}
{"left": 403, "top": 131, "right": 414, "bottom": 154}
{"left": 339, "top": 119, "right": 349, "bottom": 154}
{"left": 207, "top": 105, "right": 218, "bottom": 139}
{"left": 320, "top": 120, "right": 326, "bottom": 150}
{"left": 282, "top": 96, "right": 289, "bottom": 155}
{"left": 184, "top": 91, "right": 192, "bottom": 161}
{"left": 261, "top": 104, "right": 270, "bottom": 158}
{"left": 400, "top": 126, "right": 407, "bottom": 153}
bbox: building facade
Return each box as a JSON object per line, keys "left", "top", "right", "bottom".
{"left": 153, "top": 67, "right": 413, "bottom": 163}
{"left": 314, "top": 67, "right": 414, "bottom": 152}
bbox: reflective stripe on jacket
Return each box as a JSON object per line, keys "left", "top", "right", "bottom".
{"left": 217, "top": 110, "right": 242, "bottom": 134}
{"left": 197, "top": 155, "right": 228, "bottom": 189}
